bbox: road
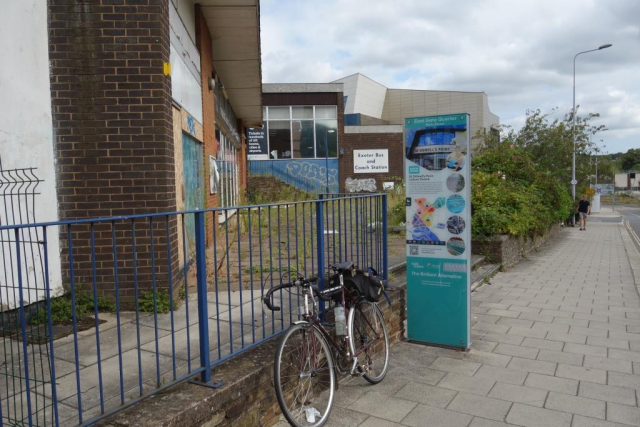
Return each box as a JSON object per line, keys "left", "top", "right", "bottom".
{"left": 613, "top": 205, "right": 640, "bottom": 254}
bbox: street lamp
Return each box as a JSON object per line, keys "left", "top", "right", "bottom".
{"left": 572, "top": 43, "right": 612, "bottom": 226}
{"left": 325, "top": 129, "right": 335, "bottom": 193}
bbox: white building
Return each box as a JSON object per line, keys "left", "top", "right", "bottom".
{"left": 333, "top": 73, "right": 500, "bottom": 149}
{"left": 615, "top": 172, "right": 640, "bottom": 192}
{"left": 0, "top": 0, "right": 63, "bottom": 308}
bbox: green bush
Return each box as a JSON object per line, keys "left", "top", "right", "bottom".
{"left": 386, "top": 179, "right": 406, "bottom": 227}
{"left": 472, "top": 146, "right": 571, "bottom": 238}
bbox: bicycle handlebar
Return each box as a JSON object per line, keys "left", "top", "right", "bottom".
{"left": 263, "top": 276, "right": 319, "bottom": 311}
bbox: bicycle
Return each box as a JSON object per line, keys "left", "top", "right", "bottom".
{"left": 263, "top": 261, "right": 390, "bottom": 427}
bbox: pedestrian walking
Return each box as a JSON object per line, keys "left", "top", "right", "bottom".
{"left": 577, "top": 194, "right": 591, "bottom": 230}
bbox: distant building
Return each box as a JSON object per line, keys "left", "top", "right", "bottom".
{"left": 334, "top": 73, "right": 500, "bottom": 148}
{"left": 615, "top": 172, "right": 639, "bottom": 192}
{"left": 248, "top": 74, "right": 499, "bottom": 194}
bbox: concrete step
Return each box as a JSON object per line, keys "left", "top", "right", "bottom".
{"left": 472, "top": 254, "right": 485, "bottom": 270}
{"left": 471, "top": 263, "right": 500, "bottom": 292}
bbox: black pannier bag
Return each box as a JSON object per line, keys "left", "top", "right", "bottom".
{"left": 343, "top": 270, "right": 384, "bottom": 303}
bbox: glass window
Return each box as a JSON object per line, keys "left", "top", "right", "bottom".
{"left": 268, "top": 106, "right": 290, "bottom": 120}
{"left": 292, "top": 106, "right": 314, "bottom": 119}
{"left": 263, "top": 106, "right": 267, "bottom": 119}
{"left": 343, "top": 96, "right": 348, "bottom": 109}
{"left": 315, "top": 105, "right": 337, "bottom": 119}
{"left": 268, "top": 120, "right": 292, "bottom": 159}
{"left": 292, "top": 120, "right": 315, "bottom": 158}
{"left": 315, "top": 119, "right": 338, "bottom": 158}
{"left": 262, "top": 105, "right": 339, "bottom": 160}
{"left": 215, "top": 129, "right": 241, "bottom": 209}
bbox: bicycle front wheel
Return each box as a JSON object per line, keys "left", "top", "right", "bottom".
{"left": 348, "top": 299, "right": 389, "bottom": 384}
{"left": 274, "top": 322, "right": 335, "bottom": 427}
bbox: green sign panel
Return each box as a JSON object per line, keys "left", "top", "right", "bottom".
{"left": 404, "top": 113, "right": 471, "bottom": 349}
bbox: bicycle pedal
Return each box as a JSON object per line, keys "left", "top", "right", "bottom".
{"left": 350, "top": 358, "right": 361, "bottom": 376}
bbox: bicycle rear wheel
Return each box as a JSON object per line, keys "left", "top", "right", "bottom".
{"left": 348, "top": 299, "right": 389, "bottom": 384}
{"left": 274, "top": 322, "right": 335, "bottom": 427}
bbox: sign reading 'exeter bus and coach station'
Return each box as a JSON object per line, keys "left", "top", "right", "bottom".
{"left": 353, "top": 149, "right": 389, "bottom": 173}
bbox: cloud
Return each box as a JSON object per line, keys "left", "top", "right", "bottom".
{"left": 260, "top": 0, "right": 640, "bottom": 153}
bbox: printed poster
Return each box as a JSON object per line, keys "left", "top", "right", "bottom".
{"left": 405, "top": 114, "right": 471, "bottom": 349}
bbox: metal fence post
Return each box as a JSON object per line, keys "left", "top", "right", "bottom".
{"left": 191, "top": 211, "right": 223, "bottom": 388}
{"left": 14, "top": 229, "right": 34, "bottom": 426}
{"left": 315, "top": 199, "right": 326, "bottom": 320}
{"left": 381, "top": 194, "right": 389, "bottom": 287}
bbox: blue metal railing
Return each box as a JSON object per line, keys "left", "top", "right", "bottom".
{"left": 0, "top": 194, "right": 388, "bottom": 426}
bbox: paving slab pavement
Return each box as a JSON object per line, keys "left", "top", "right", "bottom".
{"left": 324, "top": 220, "right": 640, "bottom": 426}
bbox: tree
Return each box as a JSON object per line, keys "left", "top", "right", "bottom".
{"left": 593, "top": 156, "right": 618, "bottom": 184}
{"left": 471, "top": 145, "right": 572, "bottom": 236}
{"left": 479, "top": 108, "right": 606, "bottom": 198}
{"left": 620, "top": 149, "right": 640, "bottom": 171}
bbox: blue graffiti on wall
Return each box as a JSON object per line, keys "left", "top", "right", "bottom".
{"left": 286, "top": 161, "right": 338, "bottom": 188}
{"left": 186, "top": 115, "right": 197, "bottom": 136}
{"left": 249, "top": 159, "right": 339, "bottom": 194}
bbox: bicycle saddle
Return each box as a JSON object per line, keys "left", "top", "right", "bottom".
{"left": 330, "top": 261, "right": 354, "bottom": 271}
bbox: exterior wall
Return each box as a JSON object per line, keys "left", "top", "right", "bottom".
{"left": 249, "top": 159, "right": 340, "bottom": 194}
{"left": 340, "top": 128, "right": 404, "bottom": 193}
{"left": 360, "top": 114, "right": 390, "bottom": 125}
{"left": 482, "top": 94, "right": 500, "bottom": 134}
{"left": 333, "top": 74, "right": 387, "bottom": 119}
{"left": 334, "top": 74, "right": 358, "bottom": 114}
{"left": 0, "top": 0, "right": 63, "bottom": 308}
{"left": 48, "top": 0, "right": 179, "bottom": 301}
{"left": 171, "top": 0, "right": 196, "bottom": 42}
{"left": 169, "top": 0, "right": 202, "bottom": 123}
{"left": 195, "top": 4, "right": 218, "bottom": 243}
{"left": 382, "top": 89, "right": 490, "bottom": 148}
{"left": 352, "top": 74, "right": 387, "bottom": 119}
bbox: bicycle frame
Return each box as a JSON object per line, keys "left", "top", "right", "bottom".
{"left": 301, "top": 274, "right": 382, "bottom": 364}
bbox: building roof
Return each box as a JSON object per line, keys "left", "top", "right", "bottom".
{"left": 199, "top": 0, "right": 263, "bottom": 127}
{"left": 263, "top": 83, "right": 344, "bottom": 93}
{"left": 333, "top": 72, "right": 487, "bottom": 93}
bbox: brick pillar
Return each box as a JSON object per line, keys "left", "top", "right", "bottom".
{"left": 48, "top": 0, "right": 179, "bottom": 304}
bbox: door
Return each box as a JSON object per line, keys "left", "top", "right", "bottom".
{"left": 182, "top": 133, "right": 205, "bottom": 257}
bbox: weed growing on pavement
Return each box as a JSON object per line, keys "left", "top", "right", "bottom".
{"left": 29, "top": 286, "right": 115, "bottom": 325}
{"left": 139, "top": 290, "right": 173, "bottom": 314}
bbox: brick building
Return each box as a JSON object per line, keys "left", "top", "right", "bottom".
{"left": 248, "top": 76, "right": 498, "bottom": 194}
{"left": 2, "top": 0, "right": 263, "bottom": 302}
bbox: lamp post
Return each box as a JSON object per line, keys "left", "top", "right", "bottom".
{"left": 572, "top": 43, "right": 612, "bottom": 226}
{"left": 325, "top": 129, "right": 335, "bottom": 193}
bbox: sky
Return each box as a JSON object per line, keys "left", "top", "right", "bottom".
{"left": 259, "top": 0, "right": 640, "bottom": 155}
